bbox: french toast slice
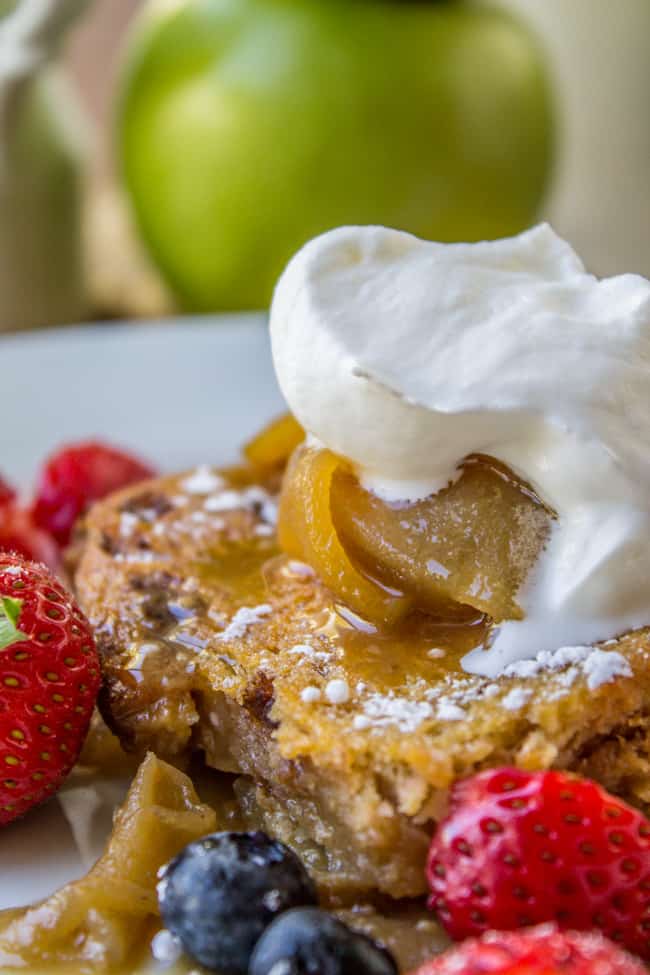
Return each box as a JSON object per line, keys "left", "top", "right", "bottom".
{"left": 74, "top": 466, "right": 650, "bottom": 900}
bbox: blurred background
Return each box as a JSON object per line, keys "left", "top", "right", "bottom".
{"left": 0, "top": 0, "right": 649, "bottom": 332}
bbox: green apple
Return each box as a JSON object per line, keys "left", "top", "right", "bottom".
{"left": 119, "top": 0, "right": 554, "bottom": 311}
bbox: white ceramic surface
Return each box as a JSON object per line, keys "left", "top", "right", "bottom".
{"left": 0, "top": 315, "right": 282, "bottom": 912}
{"left": 2, "top": 315, "right": 283, "bottom": 488}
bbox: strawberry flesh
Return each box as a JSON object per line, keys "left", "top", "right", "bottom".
{"left": 427, "top": 767, "right": 650, "bottom": 958}
{"left": 32, "top": 441, "right": 155, "bottom": 547}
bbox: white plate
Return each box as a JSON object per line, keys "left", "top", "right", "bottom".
{"left": 0, "top": 315, "right": 282, "bottom": 912}
{"left": 1, "top": 315, "right": 282, "bottom": 488}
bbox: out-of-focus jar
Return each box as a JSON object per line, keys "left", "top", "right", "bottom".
{"left": 0, "top": 0, "right": 90, "bottom": 332}
{"left": 501, "top": 0, "right": 650, "bottom": 277}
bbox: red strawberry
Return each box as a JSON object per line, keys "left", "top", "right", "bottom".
{"left": 0, "top": 476, "right": 15, "bottom": 507}
{"left": 0, "top": 474, "right": 59, "bottom": 570}
{"left": 409, "top": 924, "right": 645, "bottom": 975}
{"left": 0, "top": 506, "right": 60, "bottom": 571}
{"left": 32, "top": 441, "right": 155, "bottom": 547}
{"left": 427, "top": 768, "right": 650, "bottom": 958}
{"left": 0, "top": 555, "right": 100, "bottom": 825}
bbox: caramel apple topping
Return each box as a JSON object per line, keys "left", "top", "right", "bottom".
{"left": 279, "top": 442, "right": 552, "bottom": 629}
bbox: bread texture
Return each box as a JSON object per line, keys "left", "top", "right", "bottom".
{"left": 74, "top": 468, "right": 650, "bottom": 900}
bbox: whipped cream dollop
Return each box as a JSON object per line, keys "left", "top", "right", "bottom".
{"left": 270, "top": 224, "right": 650, "bottom": 677}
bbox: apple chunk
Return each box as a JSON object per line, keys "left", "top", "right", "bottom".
{"left": 0, "top": 754, "right": 216, "bottom": 970}
{"left": 279, "top": 446, "right": 551, "bottom": 625}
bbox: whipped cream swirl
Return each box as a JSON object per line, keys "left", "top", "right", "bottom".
{"left": 270, "top": 224, "right": 650, "bottom": 677}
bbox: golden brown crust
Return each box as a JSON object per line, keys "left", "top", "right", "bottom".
{"left": 74, "top": 468, "right": 650, "bottom": 898}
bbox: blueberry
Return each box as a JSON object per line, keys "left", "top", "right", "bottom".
{"left": 157, "top": 831, "right": 318, "bottom": 975}
{"left": 249, "top": 907, "right": 399, "bottom": 975}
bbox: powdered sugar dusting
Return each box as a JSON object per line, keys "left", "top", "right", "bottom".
{"left": 325, "top": 679, "right": 350, "bottom": 704}
{"left": 356, "top": 692, "right": 434, "bottom": 732}
{"left": 217, "top": 604, "right": 273, "bottom": 641}
{"left": 204, "top": 485, "right": 277, "bottom": 524}
{"left": 582, "top": 648, "right": 632, "bottom": 690}
{"left": 344, "top": 637, "right": 636, "bottom": 736}
{"left": 287, "top": 643, "right": 332, "bottom": 663}
{"left": 181, "top": 466, "right": 225, "bottom": 495}
{"left": 352, "top": 714, "right": 372, "bottom": 731}
{"left": 501, "top": 687, "right": 533, "bottom": 711}
{"left": 204, "top": 490, "right": 251, "bottom": 513}
{"left": 114, "top": 550, "right": 165, "bottom": 564}
{"left": 119, "top": 512, "right": 139, "bottom": 538}
{"left": 427, "top": 648, "right": 446, "bottom": 659}
{"left": 151, "top": 929, "right": 182, "bottom": 965}
{"left": 436, "top": 701, "right": 466, "bottom": 722}
{"left": 503, "top": 643, "right": 632, "bottom": 691}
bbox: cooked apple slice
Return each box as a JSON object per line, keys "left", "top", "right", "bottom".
{"left": 244, "top": 413, "right": 304, "bottom": 472}
{"left": 279, "top": 446, "right": 412, "bottom": 626}
{"left": 279, "top": 446, "right": 551, "bottom": 625}
{"left": 0, "top": 753, "right": 216, "bottom": 971}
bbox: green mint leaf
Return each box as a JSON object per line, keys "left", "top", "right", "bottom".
{"left": 0, "top": 595, "right": 28, "bottom": 650}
